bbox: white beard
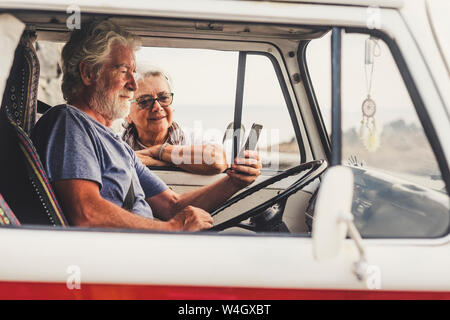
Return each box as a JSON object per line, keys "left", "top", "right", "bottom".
{"left": 90, "top": 90, "right": 131, "bottom": 122}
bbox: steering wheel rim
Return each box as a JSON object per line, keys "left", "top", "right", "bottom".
{"left": 210, "top": 159, "right": 328, "bottom": 231}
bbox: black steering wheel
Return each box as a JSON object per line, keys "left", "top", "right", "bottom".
{"left": 210, "top": 159, "right": 328, "bottom": 232}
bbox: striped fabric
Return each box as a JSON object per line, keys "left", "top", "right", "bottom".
{"left": 3, "top": 31, "right": 40, "bottom": 135}
{"left": 0, "top": 30, "right": 68, "bottom": 227}
{"left": 7, "top": 116, "right": 68, "bottom": 227}
{"left": 122, "top": 121, "right": 187, "bottom": 151}
{"left": 0, "top": 193, "right": 20, "bottom": 226}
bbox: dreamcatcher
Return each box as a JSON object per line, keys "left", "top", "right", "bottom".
{"left": 359, "top": 36, "right": 381, "bottom": 152}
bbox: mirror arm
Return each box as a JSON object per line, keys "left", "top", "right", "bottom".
{"left": 338, "top": 212, "right": 368, "bottom": 281}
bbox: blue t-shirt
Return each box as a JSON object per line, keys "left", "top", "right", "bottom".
{"left": 31, "top": 104, "right": 168, "bottom": 219}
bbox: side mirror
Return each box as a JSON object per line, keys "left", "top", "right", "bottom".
{"left": 312, "top": 165, "right": 354, "bottom": 261}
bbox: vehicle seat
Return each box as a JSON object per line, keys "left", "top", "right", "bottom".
{"left": 0, "top": 192, "right": 21, "bottom": 226}
{"left": 0, "top": 29, "right": 68, "bottom": 227}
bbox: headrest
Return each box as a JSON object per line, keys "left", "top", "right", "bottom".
{"left": 1, "top": 29, "right": 40, "bottom": 134}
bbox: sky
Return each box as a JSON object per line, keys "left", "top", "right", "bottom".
{"left": 136, "top": 32, "right": 419, "bottom": 137}
{"left": 135, "top": 47, "right": 295, "bottom": 145}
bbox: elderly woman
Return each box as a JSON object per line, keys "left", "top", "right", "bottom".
{"left": 122, "top": 69, "right": 228, "bottom": 175}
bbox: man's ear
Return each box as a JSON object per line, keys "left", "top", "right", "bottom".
{"left": 79, "top": 61, "right": 96, "bottom": 86}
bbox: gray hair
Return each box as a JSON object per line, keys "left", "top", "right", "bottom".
{"left": 61, "top": 19, "right": 141, "bottom": 101}
{"left": 136, "top": 66, "right": 174, "bottom": 92}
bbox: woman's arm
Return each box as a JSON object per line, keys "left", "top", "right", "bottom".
{"left": 141, "top": 143, "right": 228, "bottom": 175}
{"left": 135, "top": 150, "right": 169, "bottom": 167}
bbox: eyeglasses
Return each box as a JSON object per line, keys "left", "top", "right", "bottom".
{"left": 130, "top": 93, "right": 174, "bottom": 110}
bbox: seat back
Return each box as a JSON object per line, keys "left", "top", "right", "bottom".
{"left": 2, "top": 30, "right": 39, "bottom": 134}
{"left": 0, "top": 30, "right": 68, "bottom": 227}
{"left": 0, "top": 192, "right": 20, "bottom": 226}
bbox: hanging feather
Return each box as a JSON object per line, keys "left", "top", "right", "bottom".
{"left": 363, "top": 118, "right": 380, "bottom": 152}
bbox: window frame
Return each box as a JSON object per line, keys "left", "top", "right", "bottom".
{"left": 298, "top": 38, "right": 332, "bottom": 163}
{"left": 1, "top": 22, "right": 316, "bottom": 234}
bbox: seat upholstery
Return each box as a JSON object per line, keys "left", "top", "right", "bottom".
{"left": 2, "top": 30, "right": 39, "bottom": 135}
{"left": 0, "top": 30, "right": 68, "bottom": 227}
{"left": 0, "top": 192, "right": 20, "bottom": 226}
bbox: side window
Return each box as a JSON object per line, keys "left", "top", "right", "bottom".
{"left": 241, "top": 54, "right": 300, "bottom": 171}
{"left": 134, "top": 47, "right": 302, "bottom": 172}
{"left": 36, "top": 41, "right": 65, "bottom": 115}
{"left": 36, "top": 44, "right": 301, "bottom": 173}
{"left": 307, "top": 31, "right": 449, "bottom": 237}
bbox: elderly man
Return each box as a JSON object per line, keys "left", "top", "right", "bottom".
{"left": 31, "top": 20, "right": 261, "bottom": 231}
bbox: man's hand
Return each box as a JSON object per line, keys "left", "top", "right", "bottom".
{"left": 168, "top": 205, "right": 213, "bottom": 231}
{"left": 146, "top": 150, "right": 261, "bottom": 219}
{"left": 226, "top": 150, "right": 262, "bottom": 188}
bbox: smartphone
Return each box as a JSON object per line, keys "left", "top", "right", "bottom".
{"left": 237, "top": 123, "right": 263, "bottom": 158}
{"left": 224, "top": 123, "right": 263, "bottom": 174}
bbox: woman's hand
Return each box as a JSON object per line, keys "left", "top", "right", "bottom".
{"left": 135, "top": 149, "right": 168, "bottom": 166}
{"left": 226, "top": 150, "right": 262, "bottom": 188}
{"left": 137, "top": 145, "right": 162, "bottom": 158}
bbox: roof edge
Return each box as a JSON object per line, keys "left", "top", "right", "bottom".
{"left": 255, "top": 0, "right": 403, "bottom": 9}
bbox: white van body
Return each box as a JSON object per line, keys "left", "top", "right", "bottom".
{"left": 0, "top": 0, "right": 448, "bottom": 299}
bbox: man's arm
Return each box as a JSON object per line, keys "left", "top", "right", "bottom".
{"left": 147, "top": 150, "right": 262, "bottom": 220}
{"left": 53, "top": 179, "right": 213, "bottom": 231}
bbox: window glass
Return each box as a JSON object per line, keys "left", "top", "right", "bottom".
{"left": 136, "top": 47, "right": 238, "bottom": 146}
{"left": 36, "top": 41, "right": 65, "bottom": 109}
{"left": 307, "top": 31, "right": 449, "bottom": 237}
{"left": 341, "top": 34, "right": 445, "bottom": 193}
{"left": 241, "top": 54, "right": 300, "bottom": 171}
